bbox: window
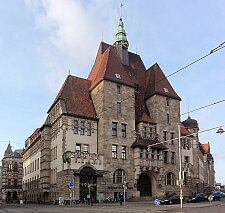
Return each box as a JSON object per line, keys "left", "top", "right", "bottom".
{"left": 112, "top": 122, "right": 117, "bottom": 136}
{"left": 166, "top": 97, "right": 169, "bottom": 106}
{"left": 112, "top": 145, "right": 117, "bottom": 159}
{"left": 113, "top": 169, "right": 126, "bottom": 184}
{"left": 157, "top": 150, "right": 160, "bottom": 160}
{"left": 140, "top": 148, "right": 143, "bottom": 158}
{"left": 87, "top": 122, "right": 91, "bottom": 136}
{"left": 117, "top": 102, "right": 121, "bottom": 113}
{"left": 163, "top": 131, "right": 167, "bottom": 142}
{"left": 170, "top": 132, "right": 174, "bottom": 145}
{"left": 187, "top": 139, "right": 190, "bottom": 150}
{"left": 184, "top": 156, "right": 189, "bottom": 163}
{"left": 74, "top": 120, "right": 78, "bottom": 134}
{"left": 76, "top": 144, "right": 81, "bottom": 153}
{"left": 164, "top": 151, "right": 168, "bottom": 163}
{"left": 117, "top": 85, "right": 121, "bottom": 94}
{"left": 8, "top": 163, "right": 12, "bottom": 172}
{"left": 122, "top": 124, "right": 126, "bottom": 138}
{"left": 37, "top": 158, "right": 39, "bottom": 170}
{"left": 149, "top": 127, "right": 153, "bottom": 138}
{"left": 167, "top": 113, "right": 169, "bottom": 123}
{"left": 171, "top": 152, "right": 175, "bottom": 164}
{"left": 80, "top": 121, "right": 84, "bottom": 135}
{"left": 145, "top": 147, "right": 149, "bottom": 159}
{"left": 83, "top": 144, "right": 89, "bottom": 153}
{"left": 8, "top": 179, "right": 11, "bottom": 186}
{"left": 122, "top": 146, "right": 126, "bottom": 159}
{"left": 143, "top": 126, "right": 147, "bottom": 138}
{"left": 14, "top": 179, "right": 17, "bottom": 186}
{"left": 14, "top": 162, "right": 18, "bottom": 172}
{"left": 166, "top": 173, "right": 175, "bottom": 185}
{"left": 184, "top": 172, "right": 187, "bottom": 185}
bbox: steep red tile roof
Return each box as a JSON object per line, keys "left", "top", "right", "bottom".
{"left": 145, "top": 63, "right": 181, "bottom": 101}
{"left": 201, "top": 143, "right": 210, "bottom": 153}
{"left": 88, "top": 42, "right": 181, "bottom": 124}
{"left": 50, "top": 75, "right": 97, "bottom": 119}
{"left": 88, "top": 42, "right": 138, "bottom": 90}
{"left": 180, "top": 123, "right": 191, "bottom": 135}
{"left": 131, "top": 136, "right": 167, "bottom": 149}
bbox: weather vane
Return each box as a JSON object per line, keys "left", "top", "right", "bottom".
{"left": 120, "top": 3, "right": 124, "bottom": 18}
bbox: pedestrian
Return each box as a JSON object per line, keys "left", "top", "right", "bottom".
{"left": 119, "top": 193, "right": 123, "bottom": 206}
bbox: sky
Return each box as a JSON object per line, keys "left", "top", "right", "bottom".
{"left": 0, "top": 0, "right": 225, "bottom": 184}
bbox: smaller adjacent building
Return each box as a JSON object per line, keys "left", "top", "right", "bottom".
{"left": 181, "top": 116, "right": 215, "bottom": 196}
{"left": 1, "top": 143, "right": 23, "bottom": 202}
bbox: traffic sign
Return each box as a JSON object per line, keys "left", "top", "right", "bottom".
{"left": 154, "top": 199, "right": 160, "bottom": 205}
{"left": 70, "top": 182, "right": 74, "bottom": 187}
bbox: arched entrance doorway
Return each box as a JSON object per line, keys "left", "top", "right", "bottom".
{"left": 13, "top": 191, "right": 17, "bottom": 201}
{"left": 6, "top": 191, "right": 11, "bottom": 203}
{"left": 137, "top": 173, "right": 152, "bottom": 196}
{"left": 80, "top": 167, "right": 97, "bottom": 202}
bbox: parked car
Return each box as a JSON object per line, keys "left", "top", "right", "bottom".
{"left": 208, "top": 192, "right": 221, "bottom": 201}
{"left": 160, "top": 195, "right": 181, "bottom": 205}
{"left": 218, "top": 191, "right": 225, "bottom": 198}
{"left": 187, "top": 193, "right": 207, "bottom": 203}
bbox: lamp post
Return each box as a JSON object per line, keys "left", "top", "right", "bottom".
{"left": 178, "top": 124, "right": 183, "bottom": 209}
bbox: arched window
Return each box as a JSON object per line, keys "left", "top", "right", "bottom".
{"left": 14, "top": 162, "right": 18, "bottom": 172}
{"left": 8, "top": 163, "right": 12, "bottom": 172}
{"left": 113, "top": 169, "right": 126, "bottom": 184}
{"left": 165, "top": 172, "right": 175, "bottom": 185}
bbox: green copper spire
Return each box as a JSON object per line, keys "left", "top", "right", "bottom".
{"left": 114, "top": 18, "right": 129, "bottom": 48}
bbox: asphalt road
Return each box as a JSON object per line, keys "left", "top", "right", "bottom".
{"left": 0, "top": 199, "right": 224, "bottom": 213}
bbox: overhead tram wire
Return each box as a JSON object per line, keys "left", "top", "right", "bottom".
{"left": 95, "top": 41, "right": 225, "bottom": 116}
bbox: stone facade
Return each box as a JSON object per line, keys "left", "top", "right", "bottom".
{"left": 1, "top": 144, "right": 23, "bottom": 202}
{"left": 22, "top": 18, "right": 215, "bottom": 203}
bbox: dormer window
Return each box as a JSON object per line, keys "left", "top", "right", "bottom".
{"left": 164, "top": 88, "right": 169, "bottom": 93}
{"left": 115, "top": 74, "right": 121, "bottom": 79}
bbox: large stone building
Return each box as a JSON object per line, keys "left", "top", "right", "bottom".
{"left": 22, "top": 18, "right": 215, "bottom": 203}
{"left": 1, "top": 143, "right": 23, "bottom": 202}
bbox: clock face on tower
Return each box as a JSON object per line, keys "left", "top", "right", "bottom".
{"left": 122, "top": 40, "right": 129, "bottom": 48}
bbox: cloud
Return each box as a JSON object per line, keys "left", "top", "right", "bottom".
{"left": 24, "top": 0, "right": 118, "bottom": 91}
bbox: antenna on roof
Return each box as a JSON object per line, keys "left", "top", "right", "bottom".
{"left": 102, "top": 32, "right": 104, "bottom": 42}
{"left": 69, "top": 69, "right": 71, "bottom": 75}
{"left": 136, "top": 45, "right": 138, "bottom": 54}
{"left": 120, "top": 3, "right": 124, "bottom": 19}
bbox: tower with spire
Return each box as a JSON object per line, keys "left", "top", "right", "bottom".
{"left": 114, "top": 18, "right": 129, "bottom": 66}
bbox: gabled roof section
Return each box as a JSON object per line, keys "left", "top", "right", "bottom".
{"left": 88, "top": 42, "right": 138, "bottom": 90}
{"left": 145, "top": 63, "right": 181, "bottom": 101}
{"left": 50, "top": 75, "right": 97, "bottom": 119}
{"left": 137, "top": 112, "right": 155, "bottom": 124}
{"left": 201, "top": 143, "right": 210, "bottom": 153}
{"left": 180, "top": 123, "right": 191, "bottom": 135}
{"left": 132, "top": 136, "right": 167, "bottom": 149}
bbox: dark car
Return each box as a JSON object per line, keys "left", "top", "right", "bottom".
{"left": 160, "top": 195, "right": 181, "bottom": 205}
{"left": 187, "top": 193, "right": 207, "bottom": 203}
{"left": 208, "top": 192, "right": 221, "bottom": 201}
{"left": 218, "top": 191, "right": 225, "bottom": 198}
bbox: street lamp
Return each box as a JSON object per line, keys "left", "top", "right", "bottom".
{"left": 216, "top": 127, "right": 225, "bottom": 135}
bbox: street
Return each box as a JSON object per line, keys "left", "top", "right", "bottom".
{"left": 0, "top": 199, "right": 224, "bottom": 213}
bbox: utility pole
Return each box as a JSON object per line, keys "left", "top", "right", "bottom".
{"left": 178, "top": 124, "right": 183, "bottom": 208}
